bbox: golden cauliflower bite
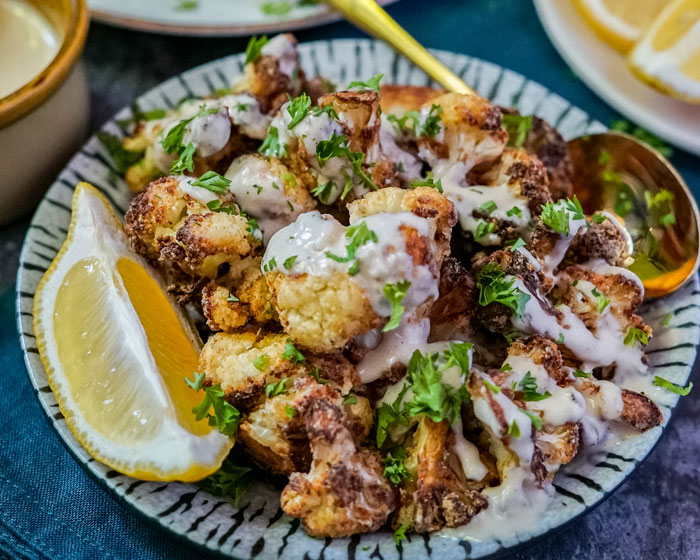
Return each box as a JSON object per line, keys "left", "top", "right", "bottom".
{"left": 262, "top": 208, "right": 442, "bottom": 352}
{"left": 415, "top": 92, "right": 508, "bottom": 178}
{"left": 281, "top": 395, "right": 397, "bottom": 537}
{"left": 223, "top": 153, "right": 316, "bottom": 243}
{"left": 239, "top": 377, "right": 372, "bottom": 475}
{"left": 393, "top": 418, "right": 488, "bottom": 533}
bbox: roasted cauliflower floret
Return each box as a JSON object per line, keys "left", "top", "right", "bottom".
{"left": 159, "top": 210, "right": 261, "bottom": 279}
{"left": 500, "top": 108, "right": 574, "bottom": 201}
{"left": 447, "top": 147, "right": 552, "bottom": 245}
{"left": 347, "top": 186, "right": 457, "bottom": 267}
{"left": 224, "top": 154, "right": 316, "bottom": 243}
{"left": 281, "top": 396, "right": 397, "bottom": 537}
{"left": 239, "top": 377, "right": 372, "bottom": 475}
{"left": 417, "top": 92, "right": 507, "bottom": 177}
{"left": 428, "top": 257, "right": 477, "bottom": 342}
{"left": 263, "top": 210, "right": 440, "bottom": 352}
{"left": 267, "top": 269, "right": 381, "bottom": 352}
{"left": 236, "top": 34, "right": 306, "bottom": 113}
{"left": 198, "top": 332, "right": 303, "bottom": 411}
{"left": 124, "top": 176, "right": 208, "bottom": 260}
{"left": 564, "top": 214, "right": 633, "bottom": 267}
{"left": 393, "top": 418, "right": 488, "bottom": 533}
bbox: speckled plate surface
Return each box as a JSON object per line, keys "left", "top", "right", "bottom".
{"left": 89, "top": 0, "right": 398, "bottom": 37}
{"left": 17, "top": 39, "right": 700, "bottom": 559}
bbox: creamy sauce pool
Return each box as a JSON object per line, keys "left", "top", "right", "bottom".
{"left": 0, "top": 0, "right": 60, "bottom": 98}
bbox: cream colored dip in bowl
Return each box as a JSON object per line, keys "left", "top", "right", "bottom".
{"left": 0, "top": 0, "right": 89, "bottom": 225}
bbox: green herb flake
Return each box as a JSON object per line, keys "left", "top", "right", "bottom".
{"left": 97, "top": 132, "right": 143, "bottom": 174}
{"left": 226, "top": 294, "right": 239, "bottom": 303}
{"left": 573, "top": 369, "right": 591, "bottom": 378}
{"left": 286, "top": 92, "right": 312, "bottom": 129}
{"left": 502, "top": 114, "right": 533, "bottom": 149}
{"left": 284, "top": 405, "right": 297, "bottom": 419}
{"left": 192, "top": 170, "right": 231, "bottom": 193}
{"left": 475, "top": 263, "right": 531, "bottom": 318}
{"left": 519, "top": 407, "right": 542, "bottom": 430}
{"left": 259, "top": 126, "right": 288, "bottom": 158}
{"left": 282, "top": 339, "right": 306, "bottom": 363}
{"left": 508, "top": 420, "right": 521, "bottom": 437}
{"left": 253, "top": 354, "right": 270, "bottom": 371}
{"left": 624, "top": 327, "right": 649, "bottom": 346}
{"left": 506, "top": 206, "right": 522, "bottom": 218}
{"left": 509, "top": 238, "right": 526, "bottom": 252}
{"left": 382, "top": 281, "right": 411, "bottom": 332}
{"left": 653, "top": 376, "right": 692, "bottom": 396}
{"left": 482, "top": 377, "right": 501, "bottom": 394}
{"left": 347, "top": 73, "right": 384, "bottom": 92}
{"left": 200, "top": 458, "right": 251, "bottom": 506}
{"left": 393, "top": 523, "right": 409, "bottom": 546}
{"left": 519, "top": 371, "right": 552, "bottom": 402}
{"left": 479, "top": 200, "right": 498, "bottom": 215}
{"left": 383, "top": 447, "right": 412, "bottom": 485}
{"left": 265, "top": 378, "right": 288, "bottom": 398}
{"left": 245, "top": 35, "right": 269, "bottom": 65}
{"left": 185, "top": 373, "right": 241, "bottom": 436}
{"left": 283, "top": 255, "right": 298, "bottom": 270}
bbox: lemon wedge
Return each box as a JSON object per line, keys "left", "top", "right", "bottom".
{"left": 33, "top": 183, "right": 233, "bottom": 481}
{"left": 574, "top": 0, "right": 670, "bottom": 52}
{"left": 628, "top": 0, "right": 700, "bottom": 103}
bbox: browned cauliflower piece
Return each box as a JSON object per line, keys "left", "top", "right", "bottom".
{"left": 158, "top": 210, "right": 261, "bottom": 280}
{"left": 554, "top": 266, "right": 648, "bottom": 338}
{"left": 263, "top": 209, "right": 441, "bottom": 352}
{"left": 428, "top": 256, "right": 477, "bottom": 342}
{"left": 534, "top": 423, "right": 581, "bottom": 480}
{"left": 281, "top": 395, "right": 398, "bottom": 537}
{"left": 124, "top": 176, "right": 213, "bottom": 260}
{"left": 347, "top": 186, "right": 457, "bottom": 268}
{"left": 416, "top": 92, "right": 507, "bottom": 177}
{"left": 564, "top": 214, "right": 633, "bottom": 267}
{"left": 239, "top": 377, "right": 372, "bottom": 475}
{"left": 379, "top": 85, "right": 444, "bottom": 115}
{"left": 500, "top": 108, "right": 574, "bottom": 201}
{"left": 236, "top": 34, "right": 306, "bottom": 113}
{"left": 392, "top": 418, "right": 488, "bottom": 533}
{"left": 224, "top": 154, "right": 316, "bottom": 243}
{"left": 266, "top": 269, "right": 381, "bottom": 352}
{"left": 198, "top": 332, "right": 303, "bottom": 411}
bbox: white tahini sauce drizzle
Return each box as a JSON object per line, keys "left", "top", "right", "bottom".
{"left": 218, "top": 93, "right": 271, "bottom": 140}
{"left": 175, "top": 175, "right": 218, "bottom": 206}
{"left": 224, "top": 154, "right": 302, "bottom": 243}
{"left": 378, "top": 114, "right": 422, "bottom": 180}
{"left": 262, "top": 211, "right": 439, "bottom": 317}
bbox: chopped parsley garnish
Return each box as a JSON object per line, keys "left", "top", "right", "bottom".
{"left": 283, "top": 255, "right": 297, "bottom": 269}
{"left": 382, "top": 281, "right": 411, "bottom": 332}
{"left": 96, "top": 132, "right": 143, "bottom": 174}
{"left": 388, "top": 104, "right": 443, "bottom": 138}
{"left": 192, "top": 171, "right": 231, "bottom": 193}
{"left": 506, "top": 206, "right": 522, "bottom": 218}
{"left": 474, "top": 219, "right": 497, "bottom": 241}
{"left": 316, "top": 133, "right": 378, "bottom": 192}
{"left": 161, "top": 105, "right": 218, "bottom": 155}
{"left": 482, "top": 377, "right": 501, "bottom": 394}
{"left": 393, "top": 524, "right": 409, "bottom": 546}
{"left": 541, "top": 196, "right": 584, "bottom": 235}
{"left": 509, "top": 238, "right": 526, "bottom": 252}
{"left": 348, "top": 73, "right": 383, "bottom": 92}
{"left": 325, "top": 221, "right": 378, "bottom": 274}
{"left": 265, "top": 378, "right": 288, "bottom": 398}
{"left": 443, "top": 341, "right": 473, "bottom": 374}
{"left": 502, "top": 114, "right": 533, "bottom": 149}
{"left": 262, "top": 257, "right": 277, "bottom": 273}
{"left": 375, "top": 384, "right": 410, "bottom": 447}
{"left": 200, "top": 457, "right": 251, "bottom": 506}
{"left": 310, "top": 367, "right": 327, "bottom": 385}
{"left": 591, "top": 287, "right": 610, "bottom": 313}
{"left": 286, "top": 93, "right": 311, "bottom": 129}
{"left": 508, "top": 420, "right": 521, "bottom": 437}
{"left": 185, "top": 372, "right": 241, "bottom": 436}
{"left": 282, "top": 339, "right": 305, "bottom": 363}
{"left": 624, "top": 327, "right": 649, "bottom": 346}
{"left": 246, "top": 217, "right": 260, "bottom": 236}
{"left": 404, "top": 350, "right": 468, "bottom": 425}
{"left": 383, "top": 447, "right": 411, "bottom": 485}
{"left": 207, "top": 200, "right": 238, "bottom": 215}
{"left": 661, "top": 312, "right": 673, "bottom": 327}
{"left": 310, "top": 104, "right": 339, "bottom": 120}
{"left": 284, "top": 405, "right": 296, "bottom": 419}
{"left": 653, "top": 376, "right": 693, "bottom": 396}
{"left": 310, "top": 181, "right": 335, "bottom": 204}
{"left": 226, "top": 294, "right": 239, "bottom": 302}
{"left": 170, "top": 142, "right": 196, "bottom": 174}
{"left": 410, "top": 174, "right": 443, "bottom": 193}
{"left": 500, "top": 363, "right": 512, "bottom": 372}
{"left": 343, "top": 395, "right": 358, "bottom": 405}
{"left": 259, "top": 126, "right": 288, "bottom": 158}
{"left": 235, "top": 102, "right": 249, "bottom": 111}
{"left": 245, "top": 35, "right": 268, "bottom": 64}
{"left": 479, "top": 200, "right": 497, "bottom": 214}
{"left": 475, "top": 263, "right": 531, "bottom": 318}
{"left": 519, "top": 407, "right": 542, "bottom": 430}
{"left": 519, "top": 371, "right": 552, "bottom": 401}
{"left": 573, "top": 369, "right": 591, "bottom": 378}
{"left": 592, "top": 213, "right": 607, "bottom": 224}
{"left": 117, "top": 103, "right": 167, "bottom": 129}
{"left": 261, "top": 1, "right": 292, "bottom": 15}
{"left": 252, "top": 354, "right": 270, "bottom": 371}
{"left": 556, "top": 332, "right": 565, "bottom": 344}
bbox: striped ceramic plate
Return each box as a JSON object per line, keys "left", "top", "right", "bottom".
{"left": 16, "top": 39, "right": 699, "bottom": 559}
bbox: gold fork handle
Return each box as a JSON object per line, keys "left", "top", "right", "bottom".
{"left": 324, "top": 0, "right": 475, "bottom": 94}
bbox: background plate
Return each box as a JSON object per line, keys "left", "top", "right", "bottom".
{"left": 534, "top": 0, "right": 700, "bottom": 157}
{"left": 17, "top": 38, "right": 700, "bottom": 559}
{"left": 89, "top": 0, "right": 398, "bottom": 36}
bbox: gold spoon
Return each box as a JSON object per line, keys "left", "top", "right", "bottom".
{"left": 324, "top": 0, "right": 700, "bottom": 298}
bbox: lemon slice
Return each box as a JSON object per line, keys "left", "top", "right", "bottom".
{"left": 574, "top": 0, "right": 670, "bottom": 52}
{"left": 33, "top": 183, "right": 233, "bottom": 481}
{"left": 628, "top": 0, "right": 700, "bottom": 103}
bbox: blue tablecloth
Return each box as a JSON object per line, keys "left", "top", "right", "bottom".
{"left": 1, "top": 1, "right": 698, "bottom": 559}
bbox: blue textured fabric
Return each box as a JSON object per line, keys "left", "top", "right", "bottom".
{"left": 1, "top": 1, "right": 699, "bottom": 559}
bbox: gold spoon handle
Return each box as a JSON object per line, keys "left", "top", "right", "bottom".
{"left": 324, "top": 0, "right": 475, "bottom": 95}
